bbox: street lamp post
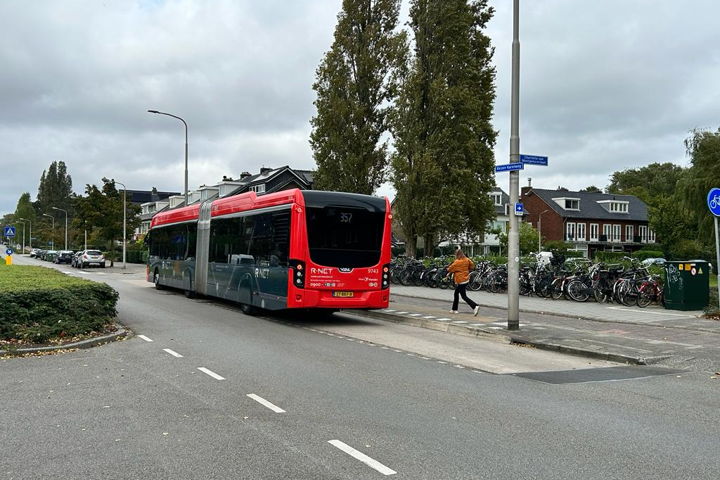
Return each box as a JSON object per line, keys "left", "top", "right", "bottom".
{"left": 148, "top": 109, "right": 188, "bottom": 206}
{"left": 115, "top": 180, "right": 127, "bottom": 269}
{"left": 16, "top": 219, "right": 26, "bottom": 254}
{"left": 18, "top": 218, "right": 31, "bottom": 250}
{"left": 52, "top": 207, "right": 68, "bottom": 250}
{"left": 537, "top": 209, "right": 550, "bottom": 252}
{"left": 42, "top": 213, "right": 55, "bottom": 249}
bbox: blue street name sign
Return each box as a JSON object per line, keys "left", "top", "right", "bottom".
{"left": 3, "top": 226, "right": 16, "bottom": 237}
{"left": 708, "top": 187, "right": 720, "bottom": 217}
{"left": 520, "top": 154, "right": 548, "bottom": 166}
{"left": 495, "top": 162, "right": 524, "bottom": 172}
{"left": 514, "top": 202, "right": 524, "bottom": 216}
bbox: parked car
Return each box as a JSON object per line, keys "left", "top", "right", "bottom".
{"left": 641, "top": 257, "right": 666, "bottom": 267}
{"left": 71, "top": 251, "right": 83, "bottom": 268}
{"left": 29, "top": 248, "right": 40, "bottom": 258}
{"left": 43, "top": 250, "right": 58, "bottom": 262}
{"left": 78, "top": 250, "right": 106, "bottom": 268}
{"left": 54, "top": 250, "right": 74, "bottom": 264}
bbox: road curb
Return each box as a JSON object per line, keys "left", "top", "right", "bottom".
{"left": 353, "top": 309, "right": 648, "bottom": 365}
{"left": 0, "top": 325, "right": 131, "bottom": 356}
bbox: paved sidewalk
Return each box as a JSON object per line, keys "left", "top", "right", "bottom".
{"left": 354, "top": 285, "right": 720, "bottom": 372}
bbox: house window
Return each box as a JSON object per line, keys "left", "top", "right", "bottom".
{"left": 639, "top": 225, "right": 648, "bottom": 243}
{"left": 576, "top": 223, "right": 586, "bottom": 241}
{"left": 625, "top": 225, "right": 634, "bottom": 242}
{"left": 603, "top": 224, "right": 611, "bottom": 241}
{"left": 565, "top": 199, "right": 580, "bottom": 210}
{"left": 566, "top": 222, "right": 576, "bottom": 241}
{"left": 648, "top": 228, "right": 656, "bottom": 243}
{"left": 490, "top": 193, "right": 502, "bottom": 206}
{"left": 613, "top": 225, "right": 621, "bottom": 243}
{"left": 590, "top": 223, "right": 598, "bottom": 241}
{"left": 250, "top": 184, "right": 266, "bottom": 194}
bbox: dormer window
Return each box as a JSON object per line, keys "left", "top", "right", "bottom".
{"left": 552, "top": 197, "right": 580, "bottom": 211}
{"left": 597, "top": 200, "right": 629, "bottom": 213}
{"left": 489, "top": 192, "right": 502, "bottom": 206}
{"left": 250, "top": 184, "right": 266, "bottom": 194}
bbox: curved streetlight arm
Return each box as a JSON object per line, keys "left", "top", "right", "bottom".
{"left": 147, "top": 109, "right": 188, "bottom": 206}
{"left": 51, "top": 206, "right": 68, "bottom": 250}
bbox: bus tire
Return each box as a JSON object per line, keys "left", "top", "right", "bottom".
{"left": 240, "top": 303, "right": 257, "bottom": 315}
{"left": 153, "top": 270, "right": 164, "bottom": 290}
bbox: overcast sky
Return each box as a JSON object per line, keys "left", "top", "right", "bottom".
{"left": 1, "top": 0, "right": 718, "bottom": 216}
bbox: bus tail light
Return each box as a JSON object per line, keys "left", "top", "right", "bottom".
{"left": 290, "top": 259, "right": 305, "bottom": 288}
{"left": 382, "top": 263, "right": 390, "bottom": 289}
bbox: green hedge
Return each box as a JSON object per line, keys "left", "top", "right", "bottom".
{"left": 0, "top": 265, "right": 118, "bottom": 343}
{"left": 632, "top": 250, "right": 664, "bottom": 261}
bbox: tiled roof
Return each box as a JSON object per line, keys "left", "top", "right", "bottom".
{"left": 526, "top": 188, "right": 648, "bottom": 221}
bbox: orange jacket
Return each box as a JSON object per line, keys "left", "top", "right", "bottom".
{"left": 448, "top": 257, "right": 475, "bottom": 284}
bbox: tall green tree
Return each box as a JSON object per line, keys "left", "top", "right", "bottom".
{"left": 310, "top": 0, "right": 407, "bottom": 194}
{"left": 607, "top": 162, "right": 686, "bottom": 209}
{"left": 390, "top": 0, "right": 497, "bottom": 257}
{"left": 36, "top": 160, "right": 73, "bottom": 214}
{"left": 680, "top": 128, "right": 720, "bottom": 240}
{"left": 73, "top": 178, "right": 140, "bottom": 259}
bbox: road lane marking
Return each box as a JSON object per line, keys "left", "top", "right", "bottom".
{"left": 163, "top": 348, "right": 183, "bottom": 358}
{"left": 328, "top": 440, "right": 396, "bottom": 476}
{"left": 137, "top": 335, "right": 153, "bottom": 342}
{"left": 77, "top": 271, "right": 91, "bottom": 275}
{"left": 197, "top": 367, "right": 225, "bottom": 380}
{"left": 606, "top": 306, "right": 696, "bottom": 318}
{"left": 247, "top": 394, "right": 286, "bottom": 413}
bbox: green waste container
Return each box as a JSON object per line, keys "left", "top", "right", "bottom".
{"left": 664, "top": 260, "right": 709, "bottom": 311}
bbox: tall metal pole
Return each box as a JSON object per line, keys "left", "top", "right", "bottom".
{"left": 19, "top": 218, "right": 31, "bottom": 250}
{"left": 148, "top": 110, "right": 189, "bottom": 206}
{"left": 52, "top": 207, "right": 68, "bottom": 250}
{"left": 115, "top": 181, "right": 128, "bottom": 269}
{"left": 715, "top": 217, "right": 720, "bottom": 309}
{"left": 43, "top": 213, "right": 55, "bottom": 249}
{"left": 16, "top": 220, "right": 25, "bottom": 254}
{"left": 507, "top": 0, "right": 521, "bottom": 330}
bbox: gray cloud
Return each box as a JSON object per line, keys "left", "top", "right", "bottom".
{"left": 1, "top": 0, "right": 718, "bottom": 216}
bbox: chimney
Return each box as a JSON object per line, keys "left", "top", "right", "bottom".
{"left": 240, "top": 171, "right": 251, "bottom": 179}
{"left": 527, "top": 177, "right": 532, "bottom": 188}
{"left": 260, "top": 167, "right": 272, "bottom": 175}
{"left": 151, "top": 187, "right": 159, "bottom": 202}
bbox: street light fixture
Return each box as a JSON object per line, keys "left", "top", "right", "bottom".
{"left": 18, "top": 217, "right": 31, "bottom": 250}
{"left": 51, "top": 206, "right": 68, "bottom": 250}
{"left": 147, "top": 109, "right": 189, "bottom": 206}
{"left": 537, "top": 209, "right": 550, "bottom": 252}
{"left": 114, "top": 180, "right": 127, "bottom": 269}
{"left": 42, "top": 213, "right": 55, "bottom": 249}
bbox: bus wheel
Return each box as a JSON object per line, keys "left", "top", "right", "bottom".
{"left": 240, "top": 303, "right": 256, "bottom": 315}
{"left": 184, "top": 289, "right": 195, "bottom": 299}
{"left": 154, "top": 270, "right": 164, "bottom": 290}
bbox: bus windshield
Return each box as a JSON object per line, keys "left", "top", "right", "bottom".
{"left": 305, "top": 205, "right": 385, "bottom": 268}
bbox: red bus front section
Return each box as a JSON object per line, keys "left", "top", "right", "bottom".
{"left": 286, "top": 194, "right": 391, "bottom": 310}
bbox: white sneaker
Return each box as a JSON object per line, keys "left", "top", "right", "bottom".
{"left": 473, "top": 306, "right": 480, "bottom": 316}
{"left": 450, "top": 310, "right": 459, "bottom": 314}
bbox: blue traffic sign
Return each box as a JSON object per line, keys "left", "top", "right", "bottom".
{"left": 520, "top": 154, "right": 548, "bottom": 166}
{"left": 708, "top": 188, "right": 720, "bottom": 216}
{"left": 495, "top": 162, "right": 524, "bottom": 172}
{"left": 3, "top": 226, "right": 16, "bottom": 237}
{"left": 5, "top": 248, "right": 12, "bottom": 256}
{"left": 514, "top": 202, "right": 524, "bottom": 216}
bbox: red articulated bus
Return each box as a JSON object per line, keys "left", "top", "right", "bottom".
{"left": 146, "top": 189, "right": 391, "bottom": 313}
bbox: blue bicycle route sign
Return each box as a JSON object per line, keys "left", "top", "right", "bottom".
{"left": 708, "top": 187, "right": 720, "bottom": 216}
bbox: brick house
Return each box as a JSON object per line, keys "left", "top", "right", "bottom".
{"left": 521, "top": 187, "right": 656, "bottom": 257}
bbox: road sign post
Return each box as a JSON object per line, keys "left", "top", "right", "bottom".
{"left": 708, "top": 188, "right": 720, "bottom": 309}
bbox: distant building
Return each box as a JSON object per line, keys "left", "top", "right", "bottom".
{"left": 521, "top": 186, "right": 656, "bottom": 257}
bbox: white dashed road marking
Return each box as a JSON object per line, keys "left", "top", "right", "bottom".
{"left": 137, "top": 335, "right": 153, "bottom": 342}
{"left": 328, "top": 440, "right": 397, "bottom": 476}
{"left": 197, "top": 367, "right": 225, "bottom": 381}
{"left": 247, "top": 394, "right": 286, "bottom": 413}
{"left": 163, "top": 348, "right": 183, "bottom": 358}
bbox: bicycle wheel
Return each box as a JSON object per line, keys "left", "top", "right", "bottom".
{"left": 567, "top": 280, "right": 590, "bottom": 302}
{"left": 637, "top": 286, "right": 653, "bottom": 308}
{"left": 550, "top": 280, "right": 565, "bottom": 300}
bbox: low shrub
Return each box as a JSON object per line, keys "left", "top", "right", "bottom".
{"left": 632, "top": 250, "right": 664, "bottom": 261}
{"left": 0, "top": 266, "right": 118, "bottom": 343}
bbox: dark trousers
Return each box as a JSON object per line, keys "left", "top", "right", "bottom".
{"left": 452, "top": 282, "right": 477, "bottom": 311}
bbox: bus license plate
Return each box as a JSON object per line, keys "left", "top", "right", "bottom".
{"left": 332, "top": 291, "right": 354, "bottom": 298}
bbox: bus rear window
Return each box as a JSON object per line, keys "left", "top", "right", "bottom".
{"left": 305, "top": 206, "right": 384, "bottom": 268}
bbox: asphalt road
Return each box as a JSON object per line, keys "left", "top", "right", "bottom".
{"left": 2, "top": 257, "right": 720, "bottom": 479}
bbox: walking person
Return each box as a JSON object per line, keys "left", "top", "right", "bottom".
{"left": 447, "top": 249, "right": 480, "bottom": 315}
